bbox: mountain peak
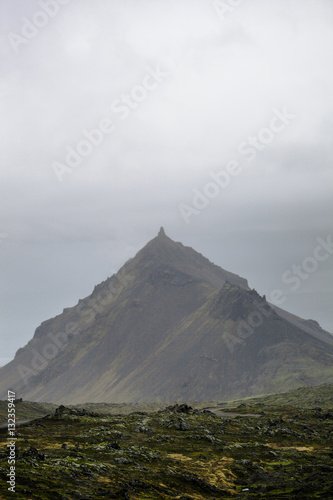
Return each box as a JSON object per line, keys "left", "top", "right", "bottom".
{"left": 158, "top": 226, "right": 166, "bottom": 237}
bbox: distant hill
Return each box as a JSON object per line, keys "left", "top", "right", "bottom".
{"left": 1, "top": 383, "right": 332, "bottom": 425}
{"left": 0, "top": 228, "right": 332, "bottom": 404}
{"left": 215, "top": 383, "right": 333, "bottom": 410}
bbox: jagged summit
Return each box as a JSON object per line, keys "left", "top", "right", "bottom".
{"left": 158, "top": 226, "right": 166, "bottom": 237}
{"left": 133, "top": 229, "right": 249, "bottom": 290}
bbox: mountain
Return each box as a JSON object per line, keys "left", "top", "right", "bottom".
{"left": 1, "top": 228, "right": 333, "bottom": 404}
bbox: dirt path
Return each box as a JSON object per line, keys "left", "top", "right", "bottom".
{"left": 205, "top": 408, "right": 262, "bottom": 418}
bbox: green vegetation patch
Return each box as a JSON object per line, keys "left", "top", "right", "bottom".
{"left": 0, "top": 402, "right": 332, "bottom": 499}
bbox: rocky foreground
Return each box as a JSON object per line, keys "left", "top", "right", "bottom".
{"left": 0, "top": 399, "right": 333, "bottom": 499}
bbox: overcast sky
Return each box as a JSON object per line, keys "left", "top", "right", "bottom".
{"left": 1, "top": 0, "right": 332, "bottom": 366}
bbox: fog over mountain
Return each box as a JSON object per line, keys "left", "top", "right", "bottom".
{"left": 1, "top": 0, "right": 332, "bottom": 366}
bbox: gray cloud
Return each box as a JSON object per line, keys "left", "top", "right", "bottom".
{"left": 1, "top": 0, "right": 332, "bottom": 365}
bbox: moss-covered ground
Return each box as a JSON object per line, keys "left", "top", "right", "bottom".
{"left": 0, "top": 399, "right": 332, "bottom": 499}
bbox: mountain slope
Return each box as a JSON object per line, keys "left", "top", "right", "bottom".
{"left": 1, "top": 228, "right": 332, "bottom": 403}
{"left": 103, "top": 282, "right": 333, "bottom": 402}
